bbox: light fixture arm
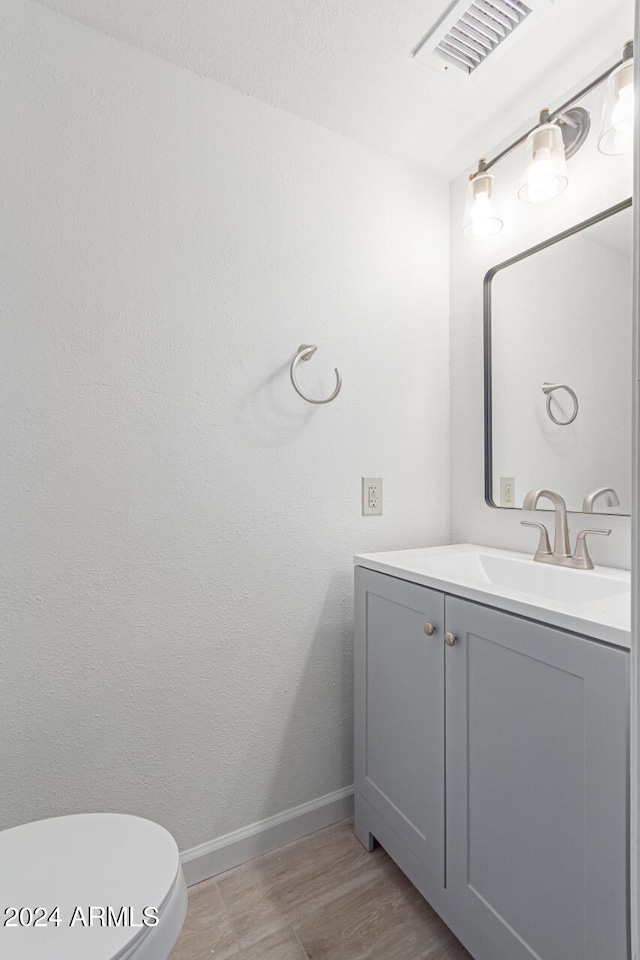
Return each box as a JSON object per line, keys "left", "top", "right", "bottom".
{"left": 480, "top": 42, "right": 632, "bottom": 175}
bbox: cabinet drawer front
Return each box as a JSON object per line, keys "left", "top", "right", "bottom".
{"left": 354, "top": 567, "right": 445, "bottom": 884}
{"left": 445, "top": 596, "right": 629, "bottom": 960}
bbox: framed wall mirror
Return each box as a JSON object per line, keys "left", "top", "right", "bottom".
{"left": 484, "top": 198, "right": 633, "bottom": 515}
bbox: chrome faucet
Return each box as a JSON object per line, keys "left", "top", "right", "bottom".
{"left": 582, "top": 487, "right": 620, "bottom": 513}
{"left": 521, "top": 488, "right": 611, "bottom": 570}
{"left": 522, "top": 489, "right": 572, "bottom": 558}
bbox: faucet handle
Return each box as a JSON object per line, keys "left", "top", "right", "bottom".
{"left": 573, "top": 528, "right": 611, "bottom": 570}
{"left": 521, "top": 521, "right": 552, "bottom": 559}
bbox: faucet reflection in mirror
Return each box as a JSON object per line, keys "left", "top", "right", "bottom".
{"left": 583, "top": 487, "right": 621, "bottom": 512}
{"left": 463, "top": 41, "right": 633, "bottom": 239}
{"left": 521, "top": 488, "right": 611, "bottom": 570}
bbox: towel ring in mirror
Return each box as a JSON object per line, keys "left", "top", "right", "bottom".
{"left": 290, "top": 344, "right": 342, "bottom": 405}
{"left": 542, "top": 382, "right": 579, "bottom": 426}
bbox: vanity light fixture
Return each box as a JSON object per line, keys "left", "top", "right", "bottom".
{"left": 463, "top": 160, "right": 503, "bottom": 238}
{"left": 598, "top": 40, "right": 634, "bottom": 155}
{"left": 463, "top": 40, "right": 633, "bottom": 237}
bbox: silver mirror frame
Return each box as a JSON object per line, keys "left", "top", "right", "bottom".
{"left": 483, "top": 196, "right": 633, "bottom": 514}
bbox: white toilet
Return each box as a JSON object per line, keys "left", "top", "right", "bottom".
{"left": 0, "top": 813, "right": 187, "bottom": 960}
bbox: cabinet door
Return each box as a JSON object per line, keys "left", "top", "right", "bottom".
{"left": 354, "top": 567, "right": 445, "bottom": 885}
{"left": 445, "top": 596, "right": 629, "bottom": 960}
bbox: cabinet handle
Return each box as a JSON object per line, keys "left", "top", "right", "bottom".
{"left": 423, "top": 622, "right": 435, "bottom": 636}
{"left": 444, "top": 632, "right": 456, "bottom": 647}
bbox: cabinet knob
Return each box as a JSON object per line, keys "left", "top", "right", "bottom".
{"left": 444, "top": 632, "right": 456, "bottom": 647}
{"left": 423, "top": 622, "right": 435, "bottom": 636}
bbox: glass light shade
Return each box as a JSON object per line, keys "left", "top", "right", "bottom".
{"left": 598, "top": 59, "right": 634, "bottom": 155}
{"left": 518, "top": 123, "right": 568, "bottom": 204}
{"left": 462, "top": 172, "right": 503, "bottom": 239}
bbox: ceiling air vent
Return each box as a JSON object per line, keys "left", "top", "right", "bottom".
{"left": 413, "top": 0, "right": 553, "bottom": 79}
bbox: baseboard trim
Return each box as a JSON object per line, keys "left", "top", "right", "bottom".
{"left": 180, "top": 786, "right": 354, "bottom": 886}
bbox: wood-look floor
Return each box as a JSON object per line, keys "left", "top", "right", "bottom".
{"left": 168, "top": 818, "right": 473, "bottom": 960}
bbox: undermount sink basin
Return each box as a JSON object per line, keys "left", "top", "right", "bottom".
{"left": 419, "top": 550, "right": 629, "bottom": 605}
{"left": 354, "top": 543, "right": 631, "bottom": 647}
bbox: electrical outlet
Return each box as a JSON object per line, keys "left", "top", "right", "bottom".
{"left": 500, "top": 476, "right": 515, "bottom": 507}
{"left": 362, "top": 478, "right": 383, "bottom": 516}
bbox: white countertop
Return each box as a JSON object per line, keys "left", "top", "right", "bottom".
{"left": 354, "top": 543, "right": 631, "bottom": 649}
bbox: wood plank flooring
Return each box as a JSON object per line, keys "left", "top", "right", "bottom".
{"left": 168, "top": 818, "right": 473, "bottom": 960}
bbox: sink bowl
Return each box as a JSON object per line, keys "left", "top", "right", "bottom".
{"left": 418, "top": 550, "right": 629, "bottom": 604}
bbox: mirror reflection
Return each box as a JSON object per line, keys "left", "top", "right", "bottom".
{"left": 485, "top": 200, "right": 633, "bottom": 515}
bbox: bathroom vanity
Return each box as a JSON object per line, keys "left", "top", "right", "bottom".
{"left": 354, "top": 544, "right": 630, "bottom": 960}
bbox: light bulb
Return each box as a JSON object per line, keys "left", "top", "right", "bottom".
{"left": 598, "top": 57, "right": 634, "bottom": 155}
{"left": 462, "top": 171, "right": 502, "bottom": 239}
{"left": 470, "top": 195, "right": 501, "bottom": 238}
{"left": 611, "top": 83, "right": 633, "bottom": 128}
{"left": 526, "top": 148, "right": 562, "bottom": 203}
{"left": 518, "top": 123, "right": 568, "bottom": 204}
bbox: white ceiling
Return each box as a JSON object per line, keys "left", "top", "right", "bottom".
{"left": 33, "top": 0, "right": 634, "bottom": 178}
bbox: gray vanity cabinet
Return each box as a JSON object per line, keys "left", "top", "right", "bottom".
{"left": 354, "top": 566, "right": 445, "bottom": 887}
{"left": 354, "top": 566, "right": 630, "bottom": 960}
{"left": 445, "top": 596, "right": 629, "bottom": 960}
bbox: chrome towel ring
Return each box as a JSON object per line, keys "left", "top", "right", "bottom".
{"left": 290, "top": 344, "right": 342, "bottom": 405}
{"left": 542, "top": 382, "right": 579, "bottom": 426}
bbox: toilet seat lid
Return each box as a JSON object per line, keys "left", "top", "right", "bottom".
{"left": 0, "top": 813, "right": 180, "bottom": 960}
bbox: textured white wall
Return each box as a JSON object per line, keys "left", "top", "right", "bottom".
{"left": 0, "top": 0, "right": 449, "bottom": 848}
{"left": 450, "top": 80, "right": 634, "bottom": 568}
